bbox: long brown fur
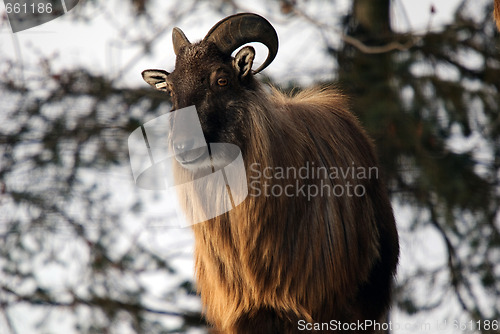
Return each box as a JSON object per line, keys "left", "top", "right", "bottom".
{"left": 143, "top": 14, "right": 399, "bottom": 333}
{"left": 174, "top": 86, "right": 399, "bottom": 333}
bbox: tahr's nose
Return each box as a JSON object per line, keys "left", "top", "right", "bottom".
{"left": 173, "top": 137, "right": 208, "bottom": 165}
{"left": 174, "top": 138, "right": 195, "bottom": 155}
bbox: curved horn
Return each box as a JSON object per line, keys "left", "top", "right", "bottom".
{"left": 203, "top": 13, "right": 278, "bottom": 74}
{"left": 172, "top": 27, "right": 191, "bottom": 55}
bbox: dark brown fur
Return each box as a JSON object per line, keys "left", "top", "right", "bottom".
{"left": 172, "top": 86, "right": 398, "bottom": 333}
{"left": 142, "top": 16, "right": 399, "bottom": 333}
{"left": 495, "top": 0, "right": 500, "bottom": 31}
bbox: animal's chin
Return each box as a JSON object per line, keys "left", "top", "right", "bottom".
{"left": 176, "top": 147, "right": 210, "bottom": 169}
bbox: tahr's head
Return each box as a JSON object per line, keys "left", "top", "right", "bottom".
{"left": 142, "top": 13, "right": 278, "bottom": 168}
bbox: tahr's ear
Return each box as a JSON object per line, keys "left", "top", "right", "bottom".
{"left": 233, "top": 46, "right": 255, "bottom": 79}
{"left": 141, "top": 69, "right": 170, "bottom": 91}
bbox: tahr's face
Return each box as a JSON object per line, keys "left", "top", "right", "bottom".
{"left": 143, "top": 42, "right": 257, "bottom": 170}
{"left": 167, "top": 42, "right": 248, "bottom": 148}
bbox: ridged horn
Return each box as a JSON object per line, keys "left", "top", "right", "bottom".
{"left": 203, "top": 13, "right": 279, "bottom": 74}
{"left": 172, "top": 27, "right": 191, "bottom": 55}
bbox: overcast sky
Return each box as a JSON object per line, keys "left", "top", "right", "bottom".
{"left": 0, "top": 0, "right": 463, "bottom": 87}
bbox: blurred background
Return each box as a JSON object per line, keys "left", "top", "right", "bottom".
{"left": 0, "top": 0, "right": 499, "bottom": 333}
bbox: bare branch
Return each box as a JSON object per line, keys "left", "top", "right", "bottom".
{"left": 426, "top": 199, "right": 468, "bottom": 312}
{"left": 341, "top": 34, "right": 419, "bottom": 54}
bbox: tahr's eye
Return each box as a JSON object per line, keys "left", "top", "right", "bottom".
{"left": 217, "top": 78, "right": 228, "bottom": 86}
